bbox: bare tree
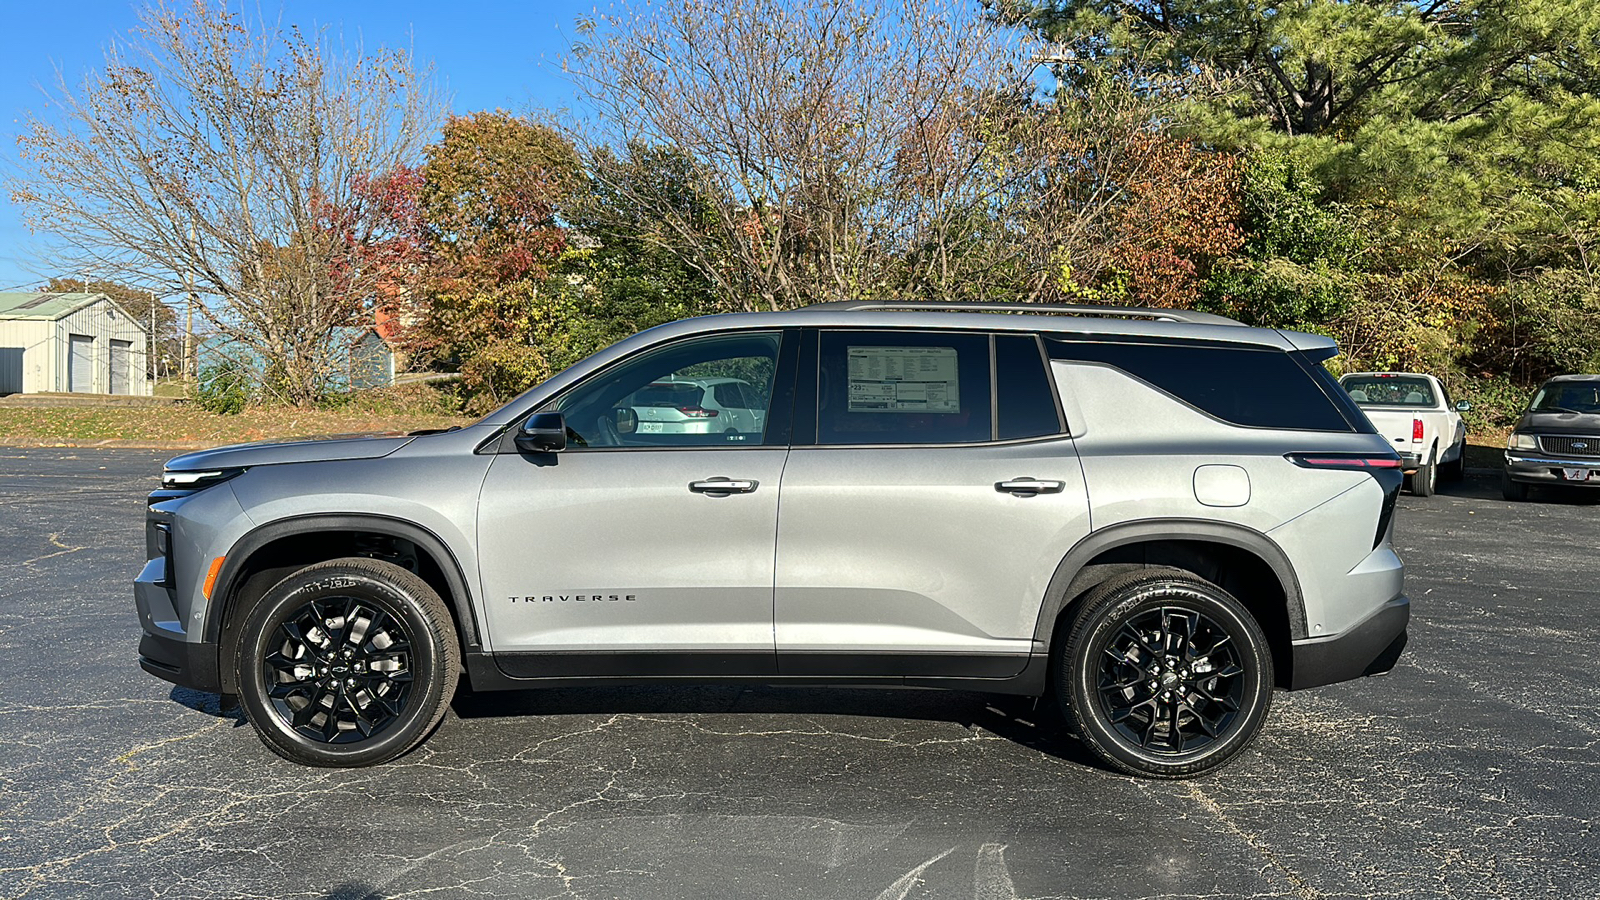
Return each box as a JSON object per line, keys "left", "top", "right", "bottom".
{"left": 565, "top": 0, "right": 1020, "bottom": 310}
{"left": 8, "top": 1, "right": 441, "bottom": 402}
{"left": 564, "top": 0, "right": 1198, "bottom": 311}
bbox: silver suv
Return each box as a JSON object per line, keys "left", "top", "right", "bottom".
{"left": 135, "top": 301, "right": 1410, "bottom": 778}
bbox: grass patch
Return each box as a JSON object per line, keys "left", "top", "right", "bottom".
{"left": 0, "top": 405, "right": 470, "bottom": 448}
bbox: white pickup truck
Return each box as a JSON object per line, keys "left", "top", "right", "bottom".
{"left": 1339, "top": 372, "right": 1470, "bottom": 497}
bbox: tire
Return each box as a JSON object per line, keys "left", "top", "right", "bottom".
{"left": 1410, "top": 447, "right": 1437, "bottom": 497}
{"left": 1055, "top": 568, "right": 1274, "bottom": 779}
{"left": 1501, "top": 470, "right": 1530, "bottom": 502}
{"left": 234, "top": 557, "right": 459, "bottom": 767}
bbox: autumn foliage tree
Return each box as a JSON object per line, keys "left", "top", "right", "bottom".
{"left": 404, "top": 112, "right": 583, "bottom": 405}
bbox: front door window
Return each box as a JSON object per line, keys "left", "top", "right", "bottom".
{"left": 546, "top": 332, "right": 781, "bottom": 448}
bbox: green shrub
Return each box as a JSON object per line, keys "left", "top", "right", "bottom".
{"left": 196, "top": 362, "right": 251, "bottom": 415}
{"left": 1455, "top": 374, "right": 1532, "bottom": 432}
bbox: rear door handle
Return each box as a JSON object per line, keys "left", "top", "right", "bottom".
{"left": 996, "top": 478, "right": 1064, "bottom": 496}
{"left": 689, "top": 477, "right": 759, "bottom": 494}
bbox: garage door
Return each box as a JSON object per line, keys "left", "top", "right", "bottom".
{"left": 69, "top": 335, "right": 94, "bottom": 393}
{"left": 109, "top": 340, "right": 132, "bottom": 395}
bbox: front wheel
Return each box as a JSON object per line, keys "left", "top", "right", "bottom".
{"left": 1501, "top": 471, "right": 1530, "bottom": 501}
{"left": 1056, "top": 569, "right": 1273, "bottom": 779}
{"left": 234, "top": 557, "right": 459, "bottom": 767}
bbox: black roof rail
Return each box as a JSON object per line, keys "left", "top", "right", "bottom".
{"left": 801, "top": 299, "right": 1244, "bottom": 327}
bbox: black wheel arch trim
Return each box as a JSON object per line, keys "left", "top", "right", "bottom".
{"left": 203, "top": 514, "right": 482, "bottom": 652}
{"left": 1033, "top": 518, "right": 1308, "bottom": 649}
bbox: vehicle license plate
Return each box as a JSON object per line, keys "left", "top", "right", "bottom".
{"left": 638, "top": 422, "right": 663, "bottom": 433}
{"left": 1562, "top": 468, "right": 1593, "bottom": 482}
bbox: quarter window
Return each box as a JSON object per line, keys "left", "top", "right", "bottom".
{"left": 1047, "top": 339, "right": 1355, "bottom": 432}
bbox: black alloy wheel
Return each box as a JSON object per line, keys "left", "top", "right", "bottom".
{"left": 262, "top": 596, "right": 414, "bottom": 744}
{"left": 235, "top": 557, "right": 458, "bottom": 767}
{"left": 1058, "top": 568, "right": 1273, "bottom": 778}
{"left": 1093, "top": 606, "right": 1246, "bottom": 756}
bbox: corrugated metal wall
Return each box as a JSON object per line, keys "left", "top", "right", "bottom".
{"left": 0, "top": 318, "right": 51, "bottom": 394}
{"left": 52, "top": 300, "right": 151, "bottom": 395}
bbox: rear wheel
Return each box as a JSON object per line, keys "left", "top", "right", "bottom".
{"left": 1410, "top": 447, "right": 1437, "bottom": 497}
{"left": 1501, "top": 471, "right": 1530, "bottom": 501}
{"left": 234, "top": 557, "right": 459, "bottom": 767}
{"left": 1056, "top": 568, "right": 1273, "bottom": 779}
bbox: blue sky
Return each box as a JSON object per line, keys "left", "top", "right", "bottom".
{"left": 0, "top": 0, "right": 600, "bottom": 292}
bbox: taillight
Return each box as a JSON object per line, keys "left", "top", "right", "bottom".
{"left": 1286, "top": 454, "right": 1404, "bottom": 548}
{"left": 1412, "top": 419, "right": 1424, "bottom": 443}
{"left": 1286, "top": 454, "right": 1402, "bottom": 471}
{"left": 676, "top": 407, "right": 719, "bottom": 418}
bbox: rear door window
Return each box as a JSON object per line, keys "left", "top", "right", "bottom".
{"left": 816, "top": 331, "right": 992, "bottom": 445}
{"left": 714, "top": 382, "right": 755, "bottom": 410}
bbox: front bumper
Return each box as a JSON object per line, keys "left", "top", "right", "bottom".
{"left": 136, "top": 558, "right": 222, "bottom": 693}
{"left": 139, "top": 629, "right": 223, "bottom": 693}
{"left": 1289, "top": 595, "right": 1409, "bottom": 690}
{"left": 1504, "top": 453, "right": 1600, "bottom": 486}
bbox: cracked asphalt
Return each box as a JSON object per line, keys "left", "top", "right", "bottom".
{"left": 1, "top": 448, "right": 1597, "bottom": 899}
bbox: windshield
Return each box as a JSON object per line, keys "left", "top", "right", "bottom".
{"left": 1342, "top": 376, "right": 1436, "bottom": 407}
{"left": 1529, "top": 382, "right": 1600, "bottom": 414}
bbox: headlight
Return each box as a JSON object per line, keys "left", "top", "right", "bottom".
{"left": 160, "top": 468, "right": 246, "bottom": 490}
{"left": 1506, "top": 433, "right": 1537, "bottom": 451}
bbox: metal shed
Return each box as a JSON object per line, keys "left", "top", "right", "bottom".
{"left": 0, "top": 292, "right": 152, "bottom": 395}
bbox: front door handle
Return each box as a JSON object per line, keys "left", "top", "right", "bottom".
{"left": 996, "top": 478, "right": 1064, "bottom": 496}
{"left": 689, "top": 477, "right": 759, "bottom": 494}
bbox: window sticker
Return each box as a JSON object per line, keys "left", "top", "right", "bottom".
{"left": 847, "top": 346, "right": 961, "bottom": 413}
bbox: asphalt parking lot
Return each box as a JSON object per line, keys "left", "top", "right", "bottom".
{"left": 1, "top": 448, "right": 1596, "bottom": 899}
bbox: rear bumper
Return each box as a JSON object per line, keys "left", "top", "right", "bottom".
{"left": 1504, "top": 454, "right": 1600, "bottom": 486}
{"left": 1289, "top": 595, "right": 1409, "bottom": 690}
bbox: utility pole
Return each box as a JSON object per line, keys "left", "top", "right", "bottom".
{"left": 184, "top": 270, "right": 195, "bottom": 381}
{"left": 184, "top": 224, "right": 197, "bottom": 382}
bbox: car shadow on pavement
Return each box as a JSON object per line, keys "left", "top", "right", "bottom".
{"left": 1442, "top": 469, "right": 1600, "bottom": 504}
{"left": 163, "top": 683, "right": 1105, "bottom": 769}
{"left": 168, "top": 686, "right": 247, "bottom": 726}
{"left": 449, "top": 683, "right": 1105, "bottom": 770}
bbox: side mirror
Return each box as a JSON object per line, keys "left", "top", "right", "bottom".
{"left": 613, "top": 406, "right": 639, "bottom": 435}
{"left": 1455, "top": 400, "right": 1472, "bottom": 412}
{"left": 515, "top": 412, "right": 567, "bottom": 453}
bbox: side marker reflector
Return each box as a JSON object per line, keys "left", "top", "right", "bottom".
{"left": 202, "top": 556, "right": 226, "bottom": 600}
